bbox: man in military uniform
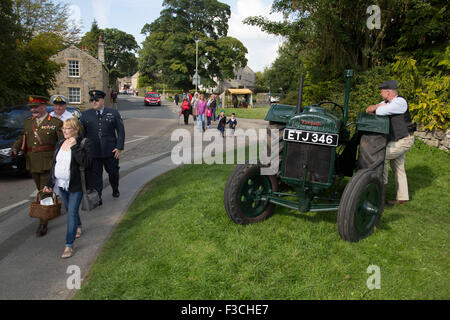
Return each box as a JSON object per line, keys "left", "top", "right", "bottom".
{"left": 50, "top": 95, "right": 75, "bottom": 121}
{"left": 11, "top": 95, "right": 63, "bottom": 236}
{"left": 80, "top": 90, "right": 125, "bottom": 205}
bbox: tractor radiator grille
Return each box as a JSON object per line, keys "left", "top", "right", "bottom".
{"left": 283, "top": 142, "right": 333, "bottom": 183}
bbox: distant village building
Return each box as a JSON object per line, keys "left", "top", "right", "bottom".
{"left": 216, "top": 66, "right": 256, "bottom": 93}
{"left": 49, "top": 37, "right": 110, "bottom": 109}
{"left": 198, "top": 66, "right": 255, "bottom": 94}
{"left": 116, "top": 71, "right": 139, "bottom": 94}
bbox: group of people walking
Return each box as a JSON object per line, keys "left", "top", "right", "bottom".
{"left": 11, "top": 90, "right": 125, "bottom": 259}
{"left": 177, "top": 92, "right": 219, "bottom": 130}
{"left": 175, "top": 92, "right": 237, "bottom": 135}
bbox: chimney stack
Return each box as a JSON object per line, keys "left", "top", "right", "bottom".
{"left": 98, "top": 35, "right": 105, "bottom": 63}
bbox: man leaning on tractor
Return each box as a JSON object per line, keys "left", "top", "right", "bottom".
{"left": 11, "top": 95, "right": 64, "bottom": 237}
{"left": 366, "top": 80, "right": 416, "bottom": 205}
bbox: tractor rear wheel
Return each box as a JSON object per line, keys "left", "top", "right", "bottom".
{"left": 224, "top": 163, "right": 278, "bottom": 225}
{"left": 358, "top": 133, "right": 387, "bottom": 176}
{"left": 338, "top": 168, "right": 384, "bottom": 242}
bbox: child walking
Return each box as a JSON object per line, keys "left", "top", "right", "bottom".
{"left": 217, "top": 111, "right": 226, "bottom": 137}
{"left": 206, "top": 105, "right": 213, "bottom": 129}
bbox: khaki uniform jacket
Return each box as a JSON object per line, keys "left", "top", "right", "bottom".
{"left": 13, "top": 114, "right": 63, "bottom": 173}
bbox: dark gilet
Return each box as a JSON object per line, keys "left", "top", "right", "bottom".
{"left": 388, "top": 96, "right": 415, "bottom": 141}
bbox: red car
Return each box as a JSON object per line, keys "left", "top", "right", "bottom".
{"left": 144, "top": 92, "right": 161, "bottom": 106}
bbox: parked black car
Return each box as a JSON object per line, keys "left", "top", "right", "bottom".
{"left": 0, "top": 106, "right": 31, "bottom": 175}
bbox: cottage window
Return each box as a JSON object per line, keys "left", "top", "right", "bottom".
{"left": 68, "top": 87, "right": 81, "bottom": 103}
{"left": 68, "top": 60, "right": 80, "bottom": 77}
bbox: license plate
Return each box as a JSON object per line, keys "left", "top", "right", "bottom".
{"left": 283, "top": 129, "right": 338, "bottom": 147}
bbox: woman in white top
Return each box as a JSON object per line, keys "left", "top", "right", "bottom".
{"left": 44, "top": 118, "right": 92, "bottom": 258}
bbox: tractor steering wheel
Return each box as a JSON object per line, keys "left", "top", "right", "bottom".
{"left": 318, "top": 101, "right": 344, "bottom": 115}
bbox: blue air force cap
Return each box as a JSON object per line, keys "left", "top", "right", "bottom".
{"left": 89, "top": 90, "right": 106, "bottom": 99}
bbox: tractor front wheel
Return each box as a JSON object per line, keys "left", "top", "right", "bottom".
{"left": 338, "top": 169, "right": 384, "bottom": 242}
{"left": 224, "top": 163, "right": 278, "bottom": 225}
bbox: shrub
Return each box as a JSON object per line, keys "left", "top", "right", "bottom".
{"left": 410, "top": 75, "right": 450, "bottom": 131}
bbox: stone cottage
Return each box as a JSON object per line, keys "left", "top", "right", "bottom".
{"left": 116, "top": 71, "right": 139, "bottom": 94}
{"left": 49, "top": 37, "right": 110, "bottom": 109}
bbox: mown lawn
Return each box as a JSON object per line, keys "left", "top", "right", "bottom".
{"left": 220, "top": 106, "right": 270, "bottom": 119}
{"left": 75, "top": 140, "right": 449, "bottom": 300}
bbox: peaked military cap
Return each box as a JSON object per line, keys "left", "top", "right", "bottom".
{"left": 89, "top": 90, "right": 106, "bottom": 99}
{"left": 27, "top": 95, "right": 49, "bottom": 106}
{"left": 378, "top": 80, "right": 399, "bottom": 90}
{"left": 50, "top": 94, "right": 68, "bottom": 105}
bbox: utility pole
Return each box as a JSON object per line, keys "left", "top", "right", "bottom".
{"left": 194, "top": 38, "right": 200, "bottom": 92}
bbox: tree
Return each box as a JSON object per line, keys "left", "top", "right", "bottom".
{"left": 138, "top": 0, "right": 247, "bottom": 91}
{"left": 0, "top": 0, "right": 24, "bottom": 105}
{"left": 78, "top": 20, "right": 102, "bottom": 59}
{"left": 246, "top": 0, "right": 448, "bottom": 79}
{"left": 102, "top": 28, "right": 139, "bottom": 85}
{"left": 245, "top": 0, "right": 449, "bottom": 130}
{"left": 12, "top": 0, "right": 80, "bottom": 45}
{"left": 79, "top": 23, "right": 139, "bottom": 86}
{"left": 1, "top": 0, "right": 75, "bottom": 107}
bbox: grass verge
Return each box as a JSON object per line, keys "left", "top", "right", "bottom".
{"left": 220, "top": 106, "right": 270, "bottom": 119}
{"left": 75, "top": 140, "right": 449, "bottom": 299}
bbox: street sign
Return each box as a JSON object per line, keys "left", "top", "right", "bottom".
{"left": 192, "top": 73, "right": 200, "bottom": 86}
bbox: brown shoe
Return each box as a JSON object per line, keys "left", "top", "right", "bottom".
{"left": 41, "top": 224, "right": 48, "bottom": 236}
{"left": 387, "top": 200, "right": 409, "bottom": 205}
{"left": 36, "top": 224, "right": 47, "bottom": 237}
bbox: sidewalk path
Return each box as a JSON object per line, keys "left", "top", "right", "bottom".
{"left": 0, "top": 102, "right": 269, "bottom": 300}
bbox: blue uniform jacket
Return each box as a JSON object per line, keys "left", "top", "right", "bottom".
{"left": 80, "top": 107, "right": 125, "bottom": 158}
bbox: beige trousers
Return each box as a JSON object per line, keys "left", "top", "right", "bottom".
{"left": 383, "top": 135, "right": 415, "bottom": 201}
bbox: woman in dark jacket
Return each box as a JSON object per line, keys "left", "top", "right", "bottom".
{"left": 44, "top": 118, "right": 92, "bottom": 259}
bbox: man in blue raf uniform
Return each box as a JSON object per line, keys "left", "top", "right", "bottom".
{"left": 80, "top": 90, "right": 125, "bottom": 205}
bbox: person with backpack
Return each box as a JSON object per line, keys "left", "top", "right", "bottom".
{"left": 180, "top": 97, "right": 191, "bottom": 125}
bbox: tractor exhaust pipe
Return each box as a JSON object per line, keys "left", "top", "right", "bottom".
{"left": 343, "top": 69, "right": 354, "bottom": 126}
{"left": 296, "top": 76, "right": 304, "bottom": 114}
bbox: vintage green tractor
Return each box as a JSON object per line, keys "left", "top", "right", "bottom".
{"left": 224, "top": 70, "right": 390, "bottom": 242}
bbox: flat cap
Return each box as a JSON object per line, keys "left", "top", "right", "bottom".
{"left": 378, "top": 80, "right": 398, "bottom": 90}
{"left": 50, "top": 94, "right": 68, "bottom": 105}
{"left": 89, "top": 90, "right": 106, "bottom": 99}
{"left": 27, "top": 95, "right": 49, "bottom": 106}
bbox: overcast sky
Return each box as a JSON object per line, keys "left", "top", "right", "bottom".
{"left": 66, "top": 0, "right": 285, "bottom": 72}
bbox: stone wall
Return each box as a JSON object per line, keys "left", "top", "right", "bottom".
{"left": 414, "top": 125, "right": 449, "bottom": 151}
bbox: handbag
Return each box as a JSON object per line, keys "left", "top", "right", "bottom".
{"left": 29, "top": 191, "right": 61, "bottom": 220}
{"left": 80, "top": 185, "right": 100, "bottom": 211}
{"left": 79, "top": 138, "right": 100, "bottom": 211}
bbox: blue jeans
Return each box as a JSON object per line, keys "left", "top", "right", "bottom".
{"left": 197, "top": 114, "right": 205, "bottom": 131}
{"left": 59, "top": 188, "right": 83, "bottom": 247}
